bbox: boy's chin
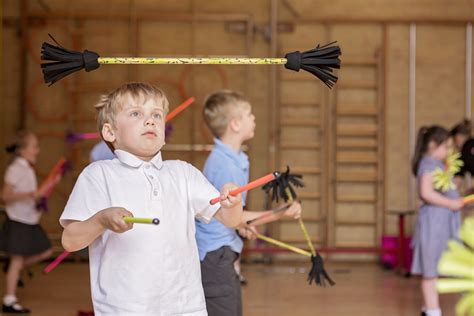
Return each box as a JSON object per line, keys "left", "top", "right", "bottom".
{"left": 243, "top": 133, "right": 254, "bottom": 141}
{"left": 131, "top": 145, "right": 163, "bottom": 158}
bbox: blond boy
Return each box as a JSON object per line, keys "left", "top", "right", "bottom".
{"left": 196, "top": 90, "right": 301, "bottom": 316}
{"left": 60, "top": 83, "right": 244, "bottom": 316}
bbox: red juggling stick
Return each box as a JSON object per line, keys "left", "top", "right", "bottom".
{"left": 80, "top": 132, "right": 100, "bottom": 140}
{"left": 39, "top": 157, "right": 67, "bottom": 197}
{"left": 165, "top": 97, "right": 195, "bottom": 122}
{"left": 210, "top": 172, "right": 279, "bottom": 205}
{"left": 43, "top": 250, "right": 69, "bottom": 274}
{"left": 36, "top": 157, "right": 69, "bottom": 212}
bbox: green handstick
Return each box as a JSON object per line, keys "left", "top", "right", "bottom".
{"left": 123, "top": 217, "right": 160, "bottom": 225}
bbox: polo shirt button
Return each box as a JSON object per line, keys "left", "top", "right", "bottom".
{"left": 153, "top": 190, "right": 158, "bottom": 196}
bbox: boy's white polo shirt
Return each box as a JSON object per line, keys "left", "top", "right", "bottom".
{"left": 60, "top": 150, "right": 221, "bottom": 315}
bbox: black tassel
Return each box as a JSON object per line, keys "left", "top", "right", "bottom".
{"left": 308, "top": 253, "right": 335, "bottom": 287}
{"left": 285, "top": 42, "right": 341, "bottom": 88}
{"left": 41, "top": 35, "right": 100, "bottom": 86}
{"left": 262, "top": 166, "right": 304, "bottom": 202}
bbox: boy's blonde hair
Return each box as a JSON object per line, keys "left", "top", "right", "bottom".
{"left": 202, "top": 90, "right": 249, "bottom": 138}
{"left": 95, "top": 82, "right": 170, "bottom": 149}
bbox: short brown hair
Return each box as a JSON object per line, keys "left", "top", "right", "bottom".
{"left": 5, "top": 130, "right": 35, "bottom": 155}
{"left": 95, "top": 82, "right": 170, "bottom": 149}
{"left": 202, "top": 90, "right": 249, "bottom": 138}
{"left": 450, "top": 119, "right": 471, "bottom": 137}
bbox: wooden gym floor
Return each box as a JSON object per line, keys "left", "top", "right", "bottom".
{"left": 0, "top": 262, "right": 458, "bottom": 316}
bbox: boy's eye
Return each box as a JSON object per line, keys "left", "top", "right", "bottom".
{"left": 153, "top": 113, "right": 162, "bottom": 119}
{"left": 130, "top": 111, "right": 141, "bottom": 117}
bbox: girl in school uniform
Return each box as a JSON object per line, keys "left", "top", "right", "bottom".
{"left": 1, "top": 131, "right": 54, "bottom": 314}
{"left": 411, "top": 125, "right": 464, "bottom": 316}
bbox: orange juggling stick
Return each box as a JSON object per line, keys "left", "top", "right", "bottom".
{"left": 165, "top": 97, "right": 195, "bottom": 122}
{"left": 210, "top": 172, "right": 279, "bottom": 205}
{"left": 39, "top": 157, "right": 67, "bottom": 197}
{"left": 463, "top": 194, "right": 474, "bottom": 205}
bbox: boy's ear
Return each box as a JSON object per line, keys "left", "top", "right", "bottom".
{"left": 102, "top": 123, "right": 116, "bottom": 143}
{"left": 229, "top": 118, "right": 241, "bottom": 133}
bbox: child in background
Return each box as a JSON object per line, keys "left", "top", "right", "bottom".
{"left": 411, "top": 125, "right": 464, "bottom": 316}
{"left": 450, "top": 119, "right": 470, "bottom": 153}
{"left": 90, "top": 141, "right": 115, "bottom": 162}
{"left": 197, "top": 90, "right": 301, "bottom": 316}
{"left": 450, "top": 120, "right": 474, "bottom": 191}
{"left": 1, "top": 131, "right": 54, "bottom": 314}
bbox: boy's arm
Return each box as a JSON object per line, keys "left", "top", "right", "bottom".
{"left": 235, "top": 202, "right": 302, "bottom": 240}
{"left": 61, "top": 207, "right": 133, "bottom": 252}
{"left": 2, "top": 182, "right": 52, "bottom": 203}
{"left": 2, "top": 183, "right": 35, "bottom": 203}
{"left": 240, "top": 201, "right": 302, "bottom": 226}
{"left": 213, "top": 183, "right": 244, "bottom": 228}
{"left": 240, "top": 210, "right": 279, "bottom": 226}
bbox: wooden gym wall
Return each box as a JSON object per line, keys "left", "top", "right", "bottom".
{"left": 2, "top": 0, "right": 474, "bottom": 260}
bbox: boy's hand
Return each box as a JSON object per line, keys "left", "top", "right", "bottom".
{"left": 282, "top": 201, "right": 302, "bottom": 219}
{"left": 219, "top": 183, "right": 242, "bottom": 209}
{"left": 238, "top": 226, "right": 259, "bottom": 240}
{"left": 98, "top": 207, "right": 134, "bottom": 233}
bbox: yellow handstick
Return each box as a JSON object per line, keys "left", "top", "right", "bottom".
{"left": 285, "top": 187, "right": 316, "bottom": 256}
{"left": 98, "top": 57, "right": 287, "bottom": 65}
{"left": 123, "top": 217, "right": 160, "bottom": 225}
{"left": 41, "top": 40, "right": 341, "bottom": 87}
{"left": 256, "top": 234, "right": 311, "bottom": 257}
{"left": 298, "top": 218, "right": 316, "bottom": 256}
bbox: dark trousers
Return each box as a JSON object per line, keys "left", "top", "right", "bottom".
{"left": 201, "top": 246, "right": 242, "bottom": 316}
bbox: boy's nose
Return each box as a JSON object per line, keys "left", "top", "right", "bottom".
{"left": 145, "top": 118, "right": 155, "bottom": 126}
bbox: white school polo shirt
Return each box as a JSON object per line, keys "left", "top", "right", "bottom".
{"left": 60, "top": 150, "right": 221, "bottom": 316}
{"left": 4, "top": 157, "right": 40, "bottom": 225}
